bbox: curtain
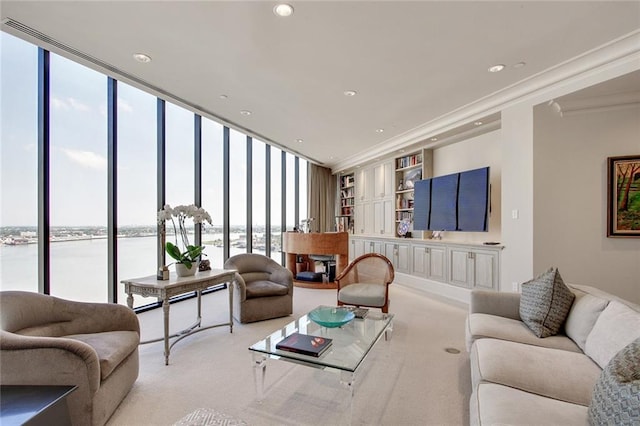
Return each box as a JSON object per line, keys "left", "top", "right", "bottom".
{"left": 308, "top": 164, "right": 337, "bottom": 232}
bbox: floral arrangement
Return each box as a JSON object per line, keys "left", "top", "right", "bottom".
{"left": 157, "top": 204, "right": 212, "bottom": 269}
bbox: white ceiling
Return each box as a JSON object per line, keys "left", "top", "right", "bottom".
{"left": 2, "top": 1, "right": 639, "bottom": 170}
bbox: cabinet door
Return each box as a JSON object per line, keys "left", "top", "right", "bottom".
{"left": 353, "top": 239, "right": 366, "bottom": 259}
{"left": 384, "top": 243, "right": 396, "bottom": 265}
{"left": 372, "top": 240, "right": 384, "bottom": 255}
{"left": 373, "top": 199, "right": 395, "bottom": 236}
{"left": 383, "top": 199, "right": 394, "bottom": 235}
{"left": 449, "top": 248, "right": 472, "bottom": 288}
{"left": 373, "top": 161, "right": 394, "bottom": 199}
{"left": 396, "top": 243, "right": 410, "bottom": 273}
{"left": 356, "top": 167, "right": 372, "bottom": 203}
{"left": 411, "top": 245, "right": 426, "bottom": 276}
{"left": 427, "top": 245, "right": 447, "bottom": 282}
{"left": 474, "top": 250, "right": 498, "bottom": 290}
{"left": 354, "top": 204, "right": 366, "bottom": 234}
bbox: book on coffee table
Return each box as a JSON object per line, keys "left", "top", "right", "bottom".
{"left": 275, "top": 332, "right": 333, "bottom": 357}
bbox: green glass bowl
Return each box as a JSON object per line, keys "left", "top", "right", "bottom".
{"left": 308, "top": 306, "right": 355, "bottom": 328}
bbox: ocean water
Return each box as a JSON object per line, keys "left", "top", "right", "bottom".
{"left": 0, "top": 236, "right": 277, "bottom": 308}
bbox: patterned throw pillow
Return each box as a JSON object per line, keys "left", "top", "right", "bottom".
{"left": 588, "top": 338, "right": 640, "bottom": 425}
{"left": 519, "top": 267, "right": 575, "bottom": 338}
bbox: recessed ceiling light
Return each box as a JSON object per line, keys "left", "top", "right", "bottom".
{"left": 343, "top": 90, "right": 357, "bottom": 97}
{"left": 513, "top": 61, "right": 526, "bottom": 69}
{"left": 240, "top": 110, "right": 252, "bottom": 116}
{"left": 273, "top": 4, "right": 294, "bottom": 17}
{"left": 133, "top": 53, "right": 152, "bottom": 63}
{"left": 488, "top": 64, "right": 505, "bottom": 73}
{"left": 219, "top": 94, "right": 228, "bottom": 100}
{"left": 375, "top": 128, "right": 384, "bottom": 133}
{"left": 399, "top": 149, "right": 405, "bottom": 153}
{"left": 474, "top": 121, "right": 483, "bottom": 126}
{"left": 430, "top": 137, "right": 438, "bottom": 141}
{"left": 296, "top": 138, "right": 303, "bottom": 143}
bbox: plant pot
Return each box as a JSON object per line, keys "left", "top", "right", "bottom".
{"left": 175, "top": 262, "right": 199, "bottom": 277}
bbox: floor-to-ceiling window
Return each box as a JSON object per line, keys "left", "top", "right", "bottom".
{"left": 0, "top": 32, "right": 39, "bottom": 292}
{"left": 300, "top": 159, "right": 308, "bottom": 222}
{"left": 116, "top": 82, "right": 157, "bottom": 307}
{"left": 0, "top": 32, "right": 310, "bottom": 306}
{"left": 201, "top": 117, "right": 224, "bottom": 267}
{"left": 270, "top": 147, "right": 282, "bottom": 262}
{"left": 252, "top": 139, "right": 267, "bottom": 255}
{"left": 229, "top": 129, "right": 247, "bottom": 257}
{"left": 49, "top": 53, "right": 108, "bottom": 302}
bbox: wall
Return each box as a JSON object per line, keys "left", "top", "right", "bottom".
{"left": 533, "top": 103, "right": 640, "bottom": 304}
{"left": 432, "top": 129, "right": 502, "bottom": 244}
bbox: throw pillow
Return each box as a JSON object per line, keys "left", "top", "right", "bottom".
{"left": 519, "top": 267, "right": 575, "bottom": 338}
{"left": 588, "top": 337, "right": 640, "bottom": 426}
{"left": 564, "top": 293, "right": 609, "bottom": 351}
{"left": 584, "top": 300, "right": 640, "bottom": 369}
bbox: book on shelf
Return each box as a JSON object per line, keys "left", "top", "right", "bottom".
{"left": 275, "top": 332, "right": 333, "bottom": 357}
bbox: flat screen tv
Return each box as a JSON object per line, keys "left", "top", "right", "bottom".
{"left": 413, "top": 166, "right": 489, "bottom": 232}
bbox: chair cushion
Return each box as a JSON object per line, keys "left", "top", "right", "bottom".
{"left": 519, "top": 267, "right": 575, "bottom": 338}
{"left": 66, "top": 330, "right": 139, "bottom": 380}
{"left": 245, "top": 280, "right": 289, "bottom": 298}
{"left": 338, "top": 283, "right": 385, "bottom": 308}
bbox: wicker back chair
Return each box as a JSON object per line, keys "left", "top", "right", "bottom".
{"left": 335, "top": 253, "right": 395, "bottom": 313}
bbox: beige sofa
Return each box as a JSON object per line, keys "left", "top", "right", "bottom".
{"left": 0, "top": 291, "right": 140, "bottom": 426}
{"left": 466, "top": 284, "right": 640, "bottom": 425}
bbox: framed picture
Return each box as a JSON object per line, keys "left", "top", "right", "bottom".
{"left": 607, "top": 155, "right": 640, "bottom": 237}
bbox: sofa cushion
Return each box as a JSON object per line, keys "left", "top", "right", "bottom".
{"left": 467, "top": 313, "right": 581, "bottom": 352}
{"left": 66, "top": 330, "right": 139, "bottom": 380}
{"left": 519, "top": 267, "right": 575, "bottom": 338}
{"left": 471, "top": 338, "right": 601, "bottom": 406}
{"left": 245, "top": 280, "right": 290, "bottom": 298}
{"left": 470, "top": 383, "right": 589, "bottom": 426}
{"left": 588, "top": 337, "right": 640, "bottom": 425}
{"left": 564, "top": 293, "right": 609, "bottom": 351}
{"left": 584, "top": 300, "right": 640, "bottom": 369}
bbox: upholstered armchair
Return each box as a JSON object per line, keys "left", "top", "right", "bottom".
{"left": 224, "top": 253, "right": 294, "bottom": 323}
{"left": 0, "top": 291, "right": 140, "bottom": 426}
{"left": 336, "top": 253, "right": 395, "bottom": 313}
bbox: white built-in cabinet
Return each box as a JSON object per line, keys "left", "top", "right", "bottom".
{"left": 448, "top": 247, "right": 499, "bottom": 289}
{"left": 349, "top": 236, "right": 501, "bottom": 291}
{"left": 353, "top": 160, "right": 394, "bottom": 237}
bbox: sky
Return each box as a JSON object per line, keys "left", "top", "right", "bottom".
{"left": 1, "top": 32, "right": 305, "bottom": 228}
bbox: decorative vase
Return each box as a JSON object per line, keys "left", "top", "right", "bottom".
{"left": 175, "top": 262, "right": 199, "bottom": 277}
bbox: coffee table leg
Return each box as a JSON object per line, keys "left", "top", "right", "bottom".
{"left": 340, "top": 370, "right": 355, "bottom": 425}
{"left": 384, "top": 318, "right": 394, "bottom": 341}
{"left": 252, "top": 352, "right": 267, "bottom": 402}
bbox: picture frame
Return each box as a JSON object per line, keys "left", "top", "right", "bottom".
{"left": 607, "top": 155, "right": 640, "bottom": 237}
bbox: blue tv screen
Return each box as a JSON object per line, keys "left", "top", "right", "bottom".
{"left": 413, "top": 167, "right": 489, "bottom": 232}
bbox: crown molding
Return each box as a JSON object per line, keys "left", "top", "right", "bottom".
{"left": 332, "top": 30, "right": 640, "bottom": 173}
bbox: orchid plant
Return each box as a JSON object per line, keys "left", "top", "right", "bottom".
{"left": 157, "top": 204, "right": 212, "bottom": 269}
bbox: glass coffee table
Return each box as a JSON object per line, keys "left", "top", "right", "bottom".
{"left": 249, "top": 306, "right": 394, "bottom": 401}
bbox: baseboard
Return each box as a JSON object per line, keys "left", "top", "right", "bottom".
{"left": 394, "top": 272, "right": 470, "bottom": 306}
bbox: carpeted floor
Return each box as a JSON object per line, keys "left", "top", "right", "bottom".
{"left": 107, "top": 284, "right": 471, "bottom": 426}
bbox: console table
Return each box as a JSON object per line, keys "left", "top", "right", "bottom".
{"left": 121, "top": 268, "right": 236, "bottom": 365}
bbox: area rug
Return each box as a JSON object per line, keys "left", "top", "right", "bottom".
{"left": 173, "top": 408, "right": 248, "bottom": 426}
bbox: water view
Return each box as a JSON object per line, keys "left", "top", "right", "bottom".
{"left": 0, "top": 226, "right": 282, "bottom": 308}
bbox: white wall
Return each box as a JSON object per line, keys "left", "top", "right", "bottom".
{"left": 432, "top": 129, "right": 502, "bottom": 244}
{"left": 533, "top": 103, "right": 640, "bottom": 304}
{"left": 500, "top": 104, "right": 535, "bottom": 292}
